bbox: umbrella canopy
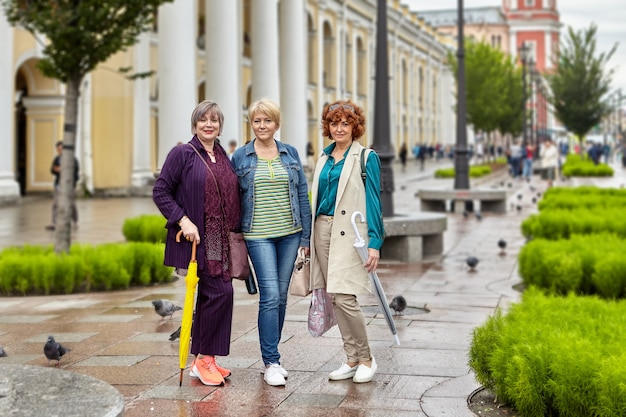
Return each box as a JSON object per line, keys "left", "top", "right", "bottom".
{"left": 175, "top": 230, "right": 199, "bottom": 387}
{"left": 351, "top": 212, "right": 400, "bottom": 346}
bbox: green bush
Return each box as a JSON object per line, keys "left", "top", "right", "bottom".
{"left": 538, "top": 186, "right": 626, "bottom": 211}
{"left": 521, "top": 208, "right": 626, "bottom": 240}
{"left": 562, "top": 153, "right": 614, "bottom": 177}
{"left": 122, "top": 214, "right": 167, "bottom": 243}
{"left": 518, "top": 234, "right": 626, "bottom": 298}
{"left": 470, "top": 287, "right": 626, "bottom": 417}
{"left": 434, "top": 164, "right": 492, "bottom": 178}
{"left": 0, "top": 242, "right": 172, "bottom": 296}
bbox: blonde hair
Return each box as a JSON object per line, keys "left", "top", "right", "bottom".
{"left": 248, "top": 98, "right": 281, "bottom": 128}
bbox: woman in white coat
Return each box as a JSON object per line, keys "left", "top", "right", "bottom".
{"left": 309, "top": 100, "right": 385, "bottom": 383}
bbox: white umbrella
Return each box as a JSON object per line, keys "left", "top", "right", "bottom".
{"left": 351, "top": 211, "right": 400, "bottom": 346}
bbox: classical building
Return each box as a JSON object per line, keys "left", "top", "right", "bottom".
{"left": 1, "top": 0, "right": 455, "bottom": 203}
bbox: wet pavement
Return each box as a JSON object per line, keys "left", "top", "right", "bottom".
{"left": 0, "top": 157, "right": 624, "bottom": 417}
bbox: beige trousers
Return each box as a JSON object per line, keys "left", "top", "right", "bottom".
{"left": 314, "top": 216, "right": 372, "bottom": 363}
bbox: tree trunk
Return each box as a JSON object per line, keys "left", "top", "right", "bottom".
{"left": 55, "top": 75, "right": 82, "bottom": 254}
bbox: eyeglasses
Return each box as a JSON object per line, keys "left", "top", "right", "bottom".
{"left": 329, "top": 103, "right": 355, "bottom": 113}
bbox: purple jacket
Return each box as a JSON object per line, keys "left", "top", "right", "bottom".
{"left": 153, "top": 137, "right": 229, "bottom": 271}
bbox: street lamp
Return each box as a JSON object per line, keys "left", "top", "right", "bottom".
{"left": 518, "top": 43, "right": 530, "bottom": 148}
{"left": 454, "top": 0, "right": 469, "bottom": 190}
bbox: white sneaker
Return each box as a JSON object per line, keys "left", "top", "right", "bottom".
{"left": 353, "top": 357, "right": 377, "bottom": 383}
{"left": 264, "top": 363, "right": 286, "bottom": 386}
{"left": 328, "top": 363, "right": 358, "bottom": 380}
{"left": 260, "top": 363, "right": 288, "bottom": 379}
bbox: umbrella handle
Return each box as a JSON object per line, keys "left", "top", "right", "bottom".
{"left": 176, "top": 230, "right": 197, "bottom": 262}
{"left": 351, "top": 211, "right": 365, "bottom": 240}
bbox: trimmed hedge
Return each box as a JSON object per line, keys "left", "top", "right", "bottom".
{"left": 562, "top": 153, "right": 614, "bottom": 177}
{"left": 434, "top": 164, "right": 492, "bottom": 178}
{"left": 0, "top": 243, "right": 173, "bottom": 296}
{"left": 122, "top": 214, "right": 167, "bottom": 243}
{"left": 521, "top": 208, "right": 626, "bottom": 240}
{"left": 538, "top": 186, "right": 626, "bottom": 211}
{"left": 470, "top": 287, "right": 626, "bottom": 417}
{"left": 518, "top": 234, "right": 626, "bottom": 298}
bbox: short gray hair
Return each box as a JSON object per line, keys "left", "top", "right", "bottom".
{"left": 191, "top": 100, "right": 224, "bottom": 136}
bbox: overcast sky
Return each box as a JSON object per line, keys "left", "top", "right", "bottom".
{"left": 403, "top": 0, "right": 626, "bottom": 101}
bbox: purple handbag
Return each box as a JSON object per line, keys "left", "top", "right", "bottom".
{"left": 307, "top": 288, "right": 337, "bottom": 337}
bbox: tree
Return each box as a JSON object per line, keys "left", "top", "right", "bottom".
{"left": 2, "top": 0, "right": 172, "bottom": 253}
{"left": 546, "top": 23, "right": 616, "bottom": 150}
{"left": 449, "top": 39, "right": 523, "bottom": 146}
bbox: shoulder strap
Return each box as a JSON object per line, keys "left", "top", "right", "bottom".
{"left": 189, "top": 144, "right": 227, "bottom": 220}
{"left": 359, "top": 148, "right": 372, "bottom": 186}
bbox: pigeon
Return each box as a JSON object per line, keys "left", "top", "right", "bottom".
{"left": 517, "top": 194, "right": 522, "bottom": 200}
{"left": 498, "top": 239, "right": 507, "bottom": 250}
{"left": 169, "top": 326, "right": 181, "bottom": 341}
{"left": 389, "top": 295, "right": 407, "bottom": 315}
{"left": 466, "top": 256, "right": 479, "bottom": 270}
{"left": 463, "top": 210, "right": 469, "bottom": 218}
{"left": 475, "top": 212, "right": 482, "bottom": 221}
{"left": 537, "top": 192, "right": 542, "bottom": 198}
{"left": 516, "top": 204, "right": 522, "bottom": 212}
{"left": 44, "top": 335, "right": 70, "bottom": 366}
{"left": 152, "top": 299, "right": 182, "bottom": 320}
{"left": 532, "top": 197, "right": 537, "bottom": 204}
{"left": 529, "top": 185, "right": 536, "bottom": 192}
{"left": 0, "top": 346, "right": 7, "bottom": 357}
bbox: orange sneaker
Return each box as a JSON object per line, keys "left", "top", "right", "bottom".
{"left": 190, "top": 358, "right": 231, "bottom": 379}
{"left": 191, "top": 356, "right": 224, "bottom": 386}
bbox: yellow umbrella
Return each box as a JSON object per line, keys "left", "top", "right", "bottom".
{"left": 176, "top": 230, "right": 199, "bottom": 387}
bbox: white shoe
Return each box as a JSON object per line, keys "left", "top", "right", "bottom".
{"left": 353, "top": 357, "right": 377, "bottom": 383}
{"left": 264, "top": 363, "right": 286, "bottom": 386}
{"left": 328, "top": 363, "right": 358, "bottom": 381}
{"left": 260, "top": 363, "right": 288, "bottom": 379}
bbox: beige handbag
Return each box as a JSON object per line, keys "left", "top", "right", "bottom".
{"left": 289, "top": 248, "right": 311, "bottom": 297}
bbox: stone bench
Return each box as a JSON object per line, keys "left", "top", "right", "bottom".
{"left": 381, "top": 212, "right": 447, "bottom": 263}
{"left": 416, "top": 188, "right": 507, "bottom": 213}
{"left": 0, "top": 364, "right": 123, "bottom": 417}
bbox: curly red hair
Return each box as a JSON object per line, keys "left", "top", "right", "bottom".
{"left": 320, "top": 100, "right": 365, "bottom": 140}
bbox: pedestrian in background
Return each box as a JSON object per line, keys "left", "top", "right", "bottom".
{"left": 309, "top": 100, "right": 385, "bottom": 384}
{"left": 153, "top": 100, "right": 240, "bottom": 387}
{"left": 46, "top": 141, "right": 79, "bottom": 231}
{"left": 522, "top": 143, "right": 535, "bottom": 181}
{"left": 540, "top": 138, "right": 559, "bottom": 188}
{"left": 398, "top": 142, "right": 408, "bottom": 171}
{"left": 231, "top": 98, "right": 311, "bottom": 387}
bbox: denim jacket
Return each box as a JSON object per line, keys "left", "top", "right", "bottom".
{"left": 231, "top": 139, "right": 312, "bottom": 248}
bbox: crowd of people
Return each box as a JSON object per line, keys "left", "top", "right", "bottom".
{"left": 153, "top": 99, "right": 384, "bottom": 388}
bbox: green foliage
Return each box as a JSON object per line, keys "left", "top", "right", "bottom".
{"left": 448, "top": 39, "right": 523, "bottom": 137}
{"left": 470, "top": 288, "right": 626, "bottom": 416}
{"left": 538, "top": 186, "right": 626, "bottom": 211}
{"left": 1, "top": 0, "right": 172, "bottom": 81}
{"left": 521, "top": 208, "right": 626, "bottom": 240}
{"left": 546, "top": 23, "right": 616, "bottom": 141}
{"left": 518, "top": 234, "right": 626, "bottom": 298}
{"left": 434, "top": 164, "right": 492, "bottom": 178}
{"left": 562, "top": 153, "right": 614, "bottom": 177}
{"left": 0, "top": 242, "right": 172, "bottom": 296}
{"left": 122, "top": 214, "right": 167, "bottom": 243}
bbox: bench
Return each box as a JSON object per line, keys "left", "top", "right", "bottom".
{"left": 381, "top": 212, "right": 447, "bottom": 263}
{"left": 416, "top": 188, "right": 507, "bottom": 213}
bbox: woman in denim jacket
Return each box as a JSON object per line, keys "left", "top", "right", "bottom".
{"left": 231, "top": 98, "right": 311, "bottom": 387}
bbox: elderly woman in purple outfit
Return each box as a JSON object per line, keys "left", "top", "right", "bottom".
{"left": 153, "top": 100, "right": 240, "bottom": 387}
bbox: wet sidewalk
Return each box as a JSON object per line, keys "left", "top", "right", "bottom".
{"left": 0, "top": 158, "right": 623, "bottom": 416}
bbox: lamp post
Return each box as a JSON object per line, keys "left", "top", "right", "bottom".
{"left": 529, "top": 59, "right": 538, "bottom": 147}
{"left": 518, "top": 43, "right": 529, "bottom": 148}
{"left": 372, "top": 0, "right": 395, "bottom": 216}
{"left": 454, "top": 0, "right": 469, "bottom": 190}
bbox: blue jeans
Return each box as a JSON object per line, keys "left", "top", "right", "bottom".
{"left": 522, "top": 158, "right": 533, "bottom": 178}
{"left": 246, "top": 232, "right": 301, "bottom": 366}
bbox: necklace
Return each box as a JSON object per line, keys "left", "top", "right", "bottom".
{"left": 206, "top": 148, "right": 216, "bottom": 163}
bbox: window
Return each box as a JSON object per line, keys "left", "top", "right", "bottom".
{"left": 524, "top": 0, "right": 535, "bottom": 7}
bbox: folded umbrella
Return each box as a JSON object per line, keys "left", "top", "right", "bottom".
{"left": 351, "top": 211, "right": 400, "bottom": 346}
{"left": 175, "top": 230, "right": 199, "bottom": 387}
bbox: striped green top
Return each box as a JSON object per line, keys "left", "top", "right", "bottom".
{"left": 245, "top": 156, "right": 302, "bottom": 239}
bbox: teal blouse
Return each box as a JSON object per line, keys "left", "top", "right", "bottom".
{"left": 316, "top": 143, "right": 385, "bottom": 250}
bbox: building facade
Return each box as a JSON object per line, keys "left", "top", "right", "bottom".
{"left": 1, "top": 0, "right": 455, "bottom": 202}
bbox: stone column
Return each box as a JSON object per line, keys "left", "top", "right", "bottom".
{"left": 0, "top": 9, "right": 20, "bottom": 203}
{"left": 131, "top": 33, "right": 153, "bottom": 187}
{"left": 251, "top": 0, "right": 280, "bottom": 107}
{"left": 157, "top": 0, "right": 197, "bottom": 168}
{"left": 279, "top": 0, "right": 307, "bottom": 155}
{"left": 205, "top": 0, "right": 241, "bottom": 145}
